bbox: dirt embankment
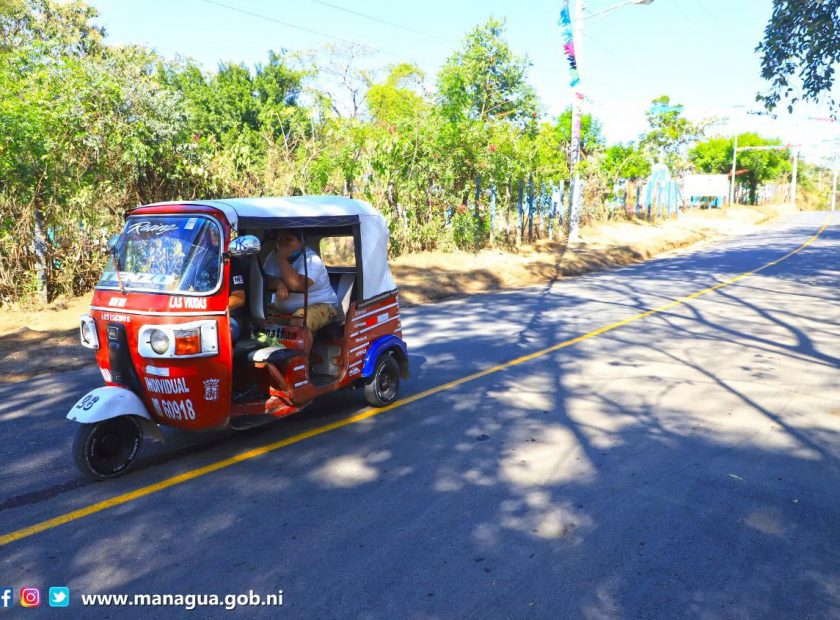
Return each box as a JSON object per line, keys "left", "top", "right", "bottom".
{"left": 391, "top": 205, "right": 788, "bottom": 305}
{"left": 0, "top": 205, "right": 792, "bottom": 383}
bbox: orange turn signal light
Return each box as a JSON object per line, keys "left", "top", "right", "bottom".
{"left": 174, "top": 328, "right": 201, "bottom": 355}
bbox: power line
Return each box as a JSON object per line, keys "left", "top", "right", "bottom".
{"left": 687, "top": 0, "right": 721, "bottom": 26}
{"left": 669, "top": 0, "right": 692, "bottom": 22}
{"left": 583, "top": 32, "right": 619, "bottom": 60}
{"left": 202, "top": 0, "right": 411, "bottom": 60}
{"left": 310, "top": 0, "right": 453, "bottom": 44}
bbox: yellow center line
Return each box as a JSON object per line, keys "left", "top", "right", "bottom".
{"left": 0, "top": 215, "right": 832, "bottom": 547}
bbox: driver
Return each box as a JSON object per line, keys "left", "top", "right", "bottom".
{"left": 193, "top": 223, "right": 249, "bottom": 344}
{"left": 263, "top": 229, "right": 338, "bottom": 334}
{"left": 228, "top": 255, "right": 249, "bottom": 343}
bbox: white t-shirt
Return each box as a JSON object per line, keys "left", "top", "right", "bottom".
{"left": 263, "top": 247, "right": 339, "bottom": 313}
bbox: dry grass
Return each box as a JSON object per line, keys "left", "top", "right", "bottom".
{"left": 392, "top": 205, "right": 789, "bottom": 306}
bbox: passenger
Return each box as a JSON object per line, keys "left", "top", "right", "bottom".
{"left": 263, "top": 229, "right": 338, "bottom": 334}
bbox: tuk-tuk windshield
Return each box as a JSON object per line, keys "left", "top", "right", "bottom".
{"left": 97, "top": 215, "right": 223, "bottom": 294}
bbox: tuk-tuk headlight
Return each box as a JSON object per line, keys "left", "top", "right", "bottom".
{"left": 79, "top": 315, "right": 99, "bottom": 350}
{"left": 138, "top": 321, "right": 218, "bottom": 359}
{"left": 81, "top": 322, "right": 94, "bottom": 344}
{"left": 149, "top": 329, "right": 170, "bottom": 354}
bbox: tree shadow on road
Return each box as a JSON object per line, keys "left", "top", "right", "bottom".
{"left": 3, "top": 216, "right": 839, "bottom": 618}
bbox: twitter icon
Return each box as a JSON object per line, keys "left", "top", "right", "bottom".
{"left": 48, "top": 587, "right": 70, "bottom": 608}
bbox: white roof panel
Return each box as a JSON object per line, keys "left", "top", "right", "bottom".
{"left": 144, "top": 195, "right": 382, "bottom": 228}
{"left": 140, "top": 195, "right": 396, "bottom": 300}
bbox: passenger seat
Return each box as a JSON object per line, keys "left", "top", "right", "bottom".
{"left": 332, "top": 272, "right": 355, "bottom": 324}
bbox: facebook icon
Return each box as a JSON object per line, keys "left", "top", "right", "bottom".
{"left": 0, "top": 588, "right": 12, "bottom": 608}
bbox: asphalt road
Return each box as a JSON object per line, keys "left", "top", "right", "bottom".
{"left": 1, "top": 211, "right": 838, "bottom": 619}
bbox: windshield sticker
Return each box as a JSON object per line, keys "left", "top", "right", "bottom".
{"left": 126, "top": 221, "right": 180, "bottom": 236}
{"left": 101, "top": 271, "right": 177, "bottom": 286}
{"left": 185, "top": 218, "right": 198, "bottom": 230}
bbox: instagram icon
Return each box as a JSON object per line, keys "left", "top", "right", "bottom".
{"left": 20, "top": 587, "right": 40, "bottom": 608}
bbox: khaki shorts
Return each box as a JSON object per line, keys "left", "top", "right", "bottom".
{"left": 291, "top": 303, "right": 337, "bottom": 332}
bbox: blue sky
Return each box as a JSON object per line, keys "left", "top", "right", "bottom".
{"left": 90, "top": 0, "right": 839, "bottom": 162}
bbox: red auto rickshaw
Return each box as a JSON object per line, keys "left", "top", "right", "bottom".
{"left": 69, "top": 196, "right": 408, "bottom": 479}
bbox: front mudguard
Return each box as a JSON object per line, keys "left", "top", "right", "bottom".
{"left": 67, "top": 386, "right": 164, "bottom": 443}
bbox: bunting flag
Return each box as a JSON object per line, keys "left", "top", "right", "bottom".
{"left": 559, "top": 2, "right": 582, "bottom": 94}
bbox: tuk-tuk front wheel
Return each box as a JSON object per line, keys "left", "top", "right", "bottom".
{"left": 73, "top": 417, "right": 143, "bottom": 480}
{"left": 364, "top": 353, "right": 400, "bottom": 407}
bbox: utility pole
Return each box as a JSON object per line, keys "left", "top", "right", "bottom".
{"left": 729, "top": 133, "right": 738, "bottom": 206}
{"left": 832, "top": 153, "right": 838, "bottom": 211}
{"left": 790, "top": 148, "right": 798, "bottom": 210}
{"left": 561, "top": 0, "right": 653, "bottom": 241}
{"left": 565, "top": 0, "right": 584, "bottom": 241}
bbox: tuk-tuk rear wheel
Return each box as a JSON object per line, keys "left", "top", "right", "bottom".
{"left": 72, "top": 417, "right": 143, "bottom": 480}
{"left": 364, "top": 353, "right": 400, "bottom": 407}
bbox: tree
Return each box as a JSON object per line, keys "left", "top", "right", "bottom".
{"left": 4, "top": 0, "right": 744, "bottom": 301}
{"left": 437, "top": 17, "right": 537, "bottom": 127}
{"left": 554, "top": 108, "right": 604, "bottom": 169}
{"left": 366, "top": 62, "right": 425, "bottom": 123}
{"left": 529, "top": 109, "right": 604, "bottom": 180}
{"left": 640, "top": 95, "right": 701, "bottom": 174}
{"left": 435, "top": 18, "right": 538, "bottom": 197}
{"left": 364, "top": 64, "right": 437, "bottom": 210}
{"left": 689, "top": 133, "right": 791, "bottom": 204}
{"left": 756, "top": 0, "right": 840, "bottom": 112}
{"left": 160, "top": 50, "right": 309, "bottom": 187}
{"left": 0, "top": 0, "right": 221, "bottom": 301}
{"left": 0, "top": 0, "right": 103, "bottom": 56}
{"left": 362, "top": 65, "right": 446, "bottom": 252}
{"left": 600, "top": 144, "right": 650, "bottom": 182}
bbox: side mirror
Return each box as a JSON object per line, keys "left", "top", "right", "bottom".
{"left": 228, "top": 235, "right": 260, "bottom": 257}
{"left": 107, "top": 233, "right": 121, "bottom": 252}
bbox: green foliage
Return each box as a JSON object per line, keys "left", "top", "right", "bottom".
{"left": 689, "top": 133, "right": 791, "bottom": 204}
{"left": 437, "top": 17, "right": 537, "bottom": 127}
{"left": 366, "top": 63, "right": 425, "bottom": 123}
{"left": 640, "top": 95, "right": 701, "bottom": 174}
{"left": 554, "top": 108, "right": 605, "bottom": 158}
{"left": 435, "top": 18, "right": 539, "bottom": 196}
{"left": 2, "top": 1, "right": 801, "bottom": 304}
{"left": 450, "top": 208, "right": 488, "bottom": 251}
{"left": 757, "top": 0, "right": 840, "bottom": 112}
{"left": 601, "top": 144, "right": 650, "bottom": 181}
{"left": 1, "top": 0, "right": 103, "bottom": 56}
{"left": 688, "top": 136, "right": 731, "bottom": 173}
